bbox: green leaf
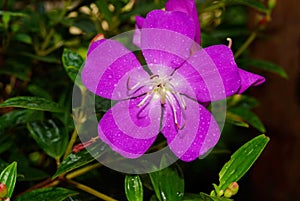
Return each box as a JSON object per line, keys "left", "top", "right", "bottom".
{"left": 14, "top": 187, "right": 78, "bottom": 201}
{"left": 226, "top": 112, "right": 250, "bottom": 128}
{"left": 0, "top": 109, "right": 43, "bottom": 131}
{"left": 0, "top": 11, "right": 28, "bottom": 17}
{"left": 223, "top": 0, "right": 267, "bottom": 12}
{"left": 125, "top": 175, "right": 143, "bottom": 201}
{"left": 149, "top": 163, "right": 184, "bottom": 201}
{"left": 18, "top": 166, "right": 49, "bottom": 181}
{"left": 0, "top": 96, "right": 65, "bottom": 112}
{"left": 95, "top": 0, "right": 113, "bottom": 23}
{"left": 21, "top": 52, "right": 60, "bottom": 63}
{"left": 228, "top": 95, "right": 259, "bottom": 109}
{"left": 229, "top": 107, "right": 266, "bottom": 133}
{"left": 14, "top": 33, "right": 32, "bottom": 44}
{"left": 52, "top": 141, "right": 107, "bottom": 178}
{"left": 62, "top": 48, "right": 84, "bottom": 83}
{"left": 218, "top": 135, "right": 269, "bottom": 191}
{"left": 27, "top": 119, "right": 69, "bottom": 159}
{"left": 27, "top": 85, "right": 52, "bottom": 100}
{"left": 238, "top": 58, "right": 288, "bottom": 78}
{"left": 0, "top": 162, "right": 17, "bottom": 198}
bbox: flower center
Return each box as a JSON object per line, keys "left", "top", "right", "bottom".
{"left": 127, "top": 74, "right": 186, "bottom": 129}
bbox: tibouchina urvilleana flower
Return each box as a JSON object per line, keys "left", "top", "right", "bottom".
{"left": 82, "top": 0, "right": 265, "bottom": 162}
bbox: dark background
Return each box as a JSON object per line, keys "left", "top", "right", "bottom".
{"left": 250, "top": 0, "right": 300, "bottom": 200}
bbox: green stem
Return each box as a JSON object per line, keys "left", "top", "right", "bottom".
{"left": 234, "top": 32, "right": 257, "bottom": 59}
{"left": 63, "top": 129, "right": 78, "bottom": 159}
{"left": 40, "top": 28, "right": 55, "bottom": 51}
{"left": 66, "top": 179, "right": 118, "bottom": 201}
{"left": 66, "top": 163, "right": 102, "bottom": 179}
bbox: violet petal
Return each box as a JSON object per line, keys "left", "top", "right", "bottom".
{"left": 161, "top": 97, "right": 220, "bottom": 162}
{"left": 237, "top": 68, "right": 266, "bottom": 93}
{"left": 82, "top": 39, "right": 148, "bottom": 100}
{"left": 174, "top": 45, "right": 241, "bottom": 102}
{"left": 165, "top": 0, "right": 201, "bottom": 44}
{"left": 98, "top": 97, "right": 161, "bottom": 158}
{"left": 141, "top": 10, "right": 196, "bottom": 69}
{"left": 133, "top": 16, "right": 145, "bottom": 47}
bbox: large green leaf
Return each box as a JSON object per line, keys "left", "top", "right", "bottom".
{"left": 14, "top": 187, "right": 78, "bottom": 201}
{"left": 218, "top": 134, "right": 269, "bottom": 191}
{"left": 149, "top": 163, "right": 184, "bottom": 201}
{"left": 238, "top": 58, "right": 288, "bottom": 78}
{"left": 0, "top": 96, "right": 65, "bottom": 113}
{"left": 52, "top": 141, "right": 107, "bottom": 178}
{"left": 27, "top": 119, "right": 69, "bottom": 159}
{"left": 125, "top": 175, "right": 143, "bottom": 201}
{"left": 0, "top": 162, "right": 17, "bottom": 198}
{"left": 62, "top": 48, "right": 84, "bottom": 83}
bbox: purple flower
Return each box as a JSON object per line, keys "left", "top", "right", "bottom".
{"left": 82, "top": 0, "right": 265, "bottom": 162}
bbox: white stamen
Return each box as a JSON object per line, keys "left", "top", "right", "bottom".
{"left": 137, "top": 92, "right": 151, "bottom": 107}
{"left": 176, "top": 92, "right": 187, "bottom": 110}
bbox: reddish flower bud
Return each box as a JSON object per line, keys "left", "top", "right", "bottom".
{"left": 0, "top": 183, "right": 8, "bottom": 198}
{"left": 224, "top": 182, "right": 239, "bottom": 198}
{"left": 72, "top": 137, "right": 98, "bottom": 153}
{"left": 91, "top": 33, "right": 104, "bottom": 43}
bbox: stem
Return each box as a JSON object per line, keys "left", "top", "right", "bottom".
{"left": 40, "top": 28, "right": 55, "bottom": 51}
{"left": 66, "top": 179, "right": 118, "bottom": 201}
{"left": 66, "top": 163, "right": 102, "bottom": 180}
{"left": 234, "top": 32, "right": 257, "bottom": 59}
{"left": 55, "top": 157, "right": 61, "bottom": 168}
{"left": 63, "top": 129, "right": 78, "bottom": 159}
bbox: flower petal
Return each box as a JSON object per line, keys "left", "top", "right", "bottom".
{"left": 174, "top": 45, "right": 241, "bottom": 102}
{"left": 82, "top": 39, "right": 148, "bottom": 100}
{"left": 165, "top": 0, "right": 201, "bottom": 44}
{"left": 133, "top": 16, "right": 145, "bottom": 47}
{"left": 237, "top": 69, "right": 265, "bottom": 93}
{"left": 161, "top": 97, "right": 220, "bottom": 162}
{"left": 140, "top": 10, "right": 196, "bottom": 69}
{"left": 98, "top": 97, "right": 161, "bottom": 158}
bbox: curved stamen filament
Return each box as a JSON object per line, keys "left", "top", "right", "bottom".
{"left": 137, "top": 92, "right": 152, "bottom": 107}
{"left": 127, "top": 77, "right": 141, "bottom": 91}
{"left": 227, "top": 38, "right": 232, "bottom": 48}
{"left": 176, "top": 92, "right": 187, "bottom": 110}
{"left": 165, "top": 92, "right": 186, "bottom": 130}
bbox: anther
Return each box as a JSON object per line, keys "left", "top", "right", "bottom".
{"left": 150, "top": 74, "right": 159, "bottom": 79}
{"left": 227, "top": 38, "right": 232, "bottom": 48}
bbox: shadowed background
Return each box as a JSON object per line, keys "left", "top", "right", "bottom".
{"left": 250, "top": 0, "right": 300, "bottom": 200}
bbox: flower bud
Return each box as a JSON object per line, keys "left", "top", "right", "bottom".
{"left": 224, "top": 182, "right": 239, "bottom": 198}
{"left": 224, "top": 188, "right": 233, "bottom": 198}
{"left": 0, "top": 183, "right": 8, "bottom": 198}
{"left": 268, "top": 0, "right": 276, "bottom": 10}
{"left": 217, "top": 189, "right": 224, "bottom": 197}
